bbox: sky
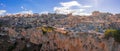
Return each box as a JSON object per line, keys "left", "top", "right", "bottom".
{"left": 0, "top": 0, "right": 120, "bottom": 15}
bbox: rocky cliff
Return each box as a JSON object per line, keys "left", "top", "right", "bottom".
{"left": 0, "top": 13, "right": 120, "bottom": 51}
{"left": 0, "top": 27, "right": 120, "bottom": 51}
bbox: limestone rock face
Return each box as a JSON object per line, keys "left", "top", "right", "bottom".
{"left": 1, "top": 27, "right": 120, "bottom": 51}
{"left": 22, "top": 30, "right": 120, "bottom": 51}
{"left": 8, "top": 28, "right": 17, "bottom": 38}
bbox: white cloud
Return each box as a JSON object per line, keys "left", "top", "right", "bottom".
{"left": 20, "top": 6, "right": 33, "bottom": 14}
{"left": 0, "top": 10, "right": 6, "bottom": 15}
{"left": 21, "top": 6, "right": 27, "bottom": 10}
{"left": 40, "top": 11, "right": 49, "bottom": 14}
{"left": 54, "top": 1, "right": 92, "bottom": 16}
{"left": 21, "top": 6, "right": 24, "bottom": 9}
{"left": 16, "top": 10, "right": 33, "bottom": 14}
{"left": 83, "top": 5, "right": 92, "bottom": 8}
{"left": 60, "top": 1, "right": 81, "bottom": 8}
{"left": 0, "top": 3, "right": 6, "bottom": 7}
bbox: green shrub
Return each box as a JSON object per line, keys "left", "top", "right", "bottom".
{"left": 41, "top": 26, "right": 54, "bottom": 34}
{"left": 104, "top": 29, "right": 120, "bottom": 42}
{"left": 7, "top": 42, "right": 17, "bottom": 51}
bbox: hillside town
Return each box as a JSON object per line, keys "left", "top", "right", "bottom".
{"left": 0, "top": 11, "right": 120, "bottom": 33}
{"left": 0, "top": 11, "right": 120, "bottom": 51}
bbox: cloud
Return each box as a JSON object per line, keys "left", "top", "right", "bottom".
{"left": 21, "top": 6, "right": 27, "bottom": 10}
{"left": 16, "top": 10, "right": 33, "bottom": 14}
{"left": 0, "top": 3, "right": 6, "bottom": 7}
{"left": 40, "top": 11, "right": 49, "bottom": 14}
{"left": 21, "top": 6, "right": 24, "bottom": 9}
{"left": 20, "top": 6, "right": 33, "bottom": 14}
{"left": 0, "top": 10, "right": 6, "bottom": 15}
{"left": 83, "top": 5, "right": 92, "bottom": 8}
{"left": 60, "top": 1, "right": 81, "bottom": 8}
{"left": 54, "top": 1, "right": 92, "bottom": 16}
